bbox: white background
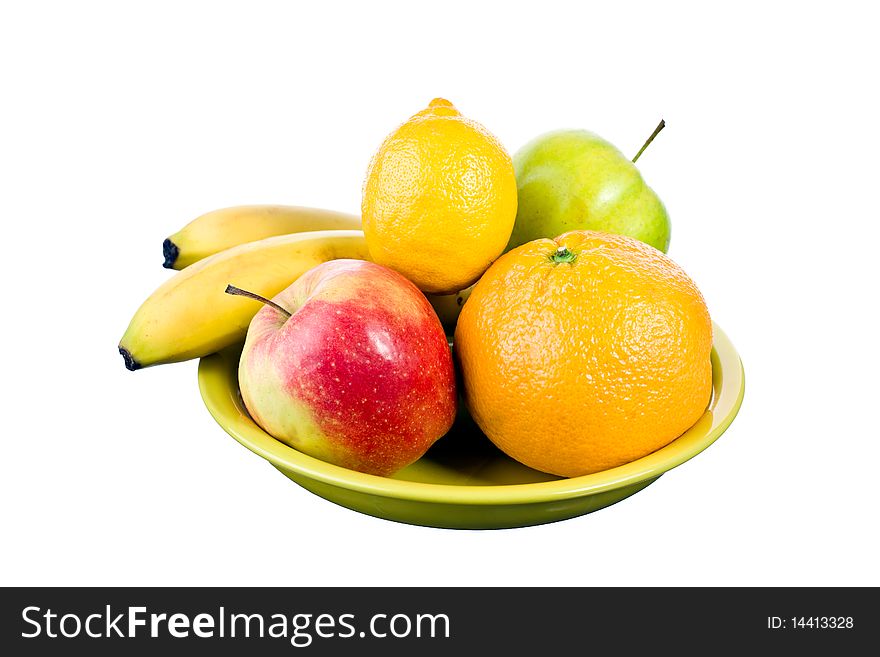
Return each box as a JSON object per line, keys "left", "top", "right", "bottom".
{"left": 2, "top": 1, "right": 878, "bottom": 587}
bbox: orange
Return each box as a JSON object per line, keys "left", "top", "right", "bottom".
{"left": 361, "top": 98, "right": 517, "bottom": 294}
{"left": 454, "top": 230, "right": 713, "bottom": 477}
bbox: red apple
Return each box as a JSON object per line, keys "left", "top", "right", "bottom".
{"left": 236, "top": 259, "right": 456, "bottom": 476}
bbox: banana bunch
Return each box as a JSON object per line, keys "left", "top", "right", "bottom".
{"left": 119, "top": 205, "right": 469, "bottom": 370}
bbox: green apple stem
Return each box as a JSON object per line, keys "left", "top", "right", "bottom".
{"left": 632, "top": 119, "right": 665, "bottom": 163}
{"left": 225, "top": 284, "right": 292, "bottom": 319}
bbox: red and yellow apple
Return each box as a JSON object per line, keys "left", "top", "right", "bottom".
{"left": 236, "top": 259, "right": 456, "bottom": 476}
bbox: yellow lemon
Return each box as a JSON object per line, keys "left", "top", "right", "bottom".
{"left": 362, "top": 98, "right": 517, "bottom": 294}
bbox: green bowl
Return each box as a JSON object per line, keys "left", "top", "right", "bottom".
{"left": 198, "top": 323, "right": 744, "bottom": 529}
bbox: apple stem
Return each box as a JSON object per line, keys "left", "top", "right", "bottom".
{"left": 225, "top": 284, "right": 292, "bottom": 319}
{"left": 632, "top": 119, "right": 665, "bottom": 163}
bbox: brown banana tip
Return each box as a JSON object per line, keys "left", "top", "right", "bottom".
{"left": 119, "top": 347, "right": 142, "bottom": 371}
{"left": 162, "top": 239, "right": 179, "bottom": 269}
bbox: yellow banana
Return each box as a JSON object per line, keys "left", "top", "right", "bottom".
{"left": 120, "top": 230, "right": 369, "bottom": 370}
{"left": 163, "top": 205, "right": 361, "bottom": 269}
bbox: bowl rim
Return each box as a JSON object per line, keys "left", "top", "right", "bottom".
{"left": 198, "top": 322, "right": 744, "bottom": 506}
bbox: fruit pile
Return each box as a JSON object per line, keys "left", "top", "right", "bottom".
{"left": 120, "top": 99, "right": 713, "bottom": 480}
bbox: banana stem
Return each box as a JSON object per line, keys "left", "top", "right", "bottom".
{"left": 225, "top": 285, "right": 292, "bottom": 319}
{"left": 632, "top": 119, "right": 665, "bottom": 163}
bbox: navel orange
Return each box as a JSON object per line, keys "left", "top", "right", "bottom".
{"left": 454, "top": 230, "right": 713, "bottom": 477}
{"left": 361, "top": 98, "right": 517, "bottom": 294}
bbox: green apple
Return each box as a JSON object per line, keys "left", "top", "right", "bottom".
{"left": 508, "top": 123, "right": 670, "bottom": 252}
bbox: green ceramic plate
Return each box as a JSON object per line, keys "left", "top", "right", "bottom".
{"left": 198, "top": 322, "right": 744, "bottom": 529}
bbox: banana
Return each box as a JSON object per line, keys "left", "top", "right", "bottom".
{"left": 120, "top": 230, "right": 369, "bottom": 370}
{"left": 163, "top": 205, "right": 361, "bottom": 269}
